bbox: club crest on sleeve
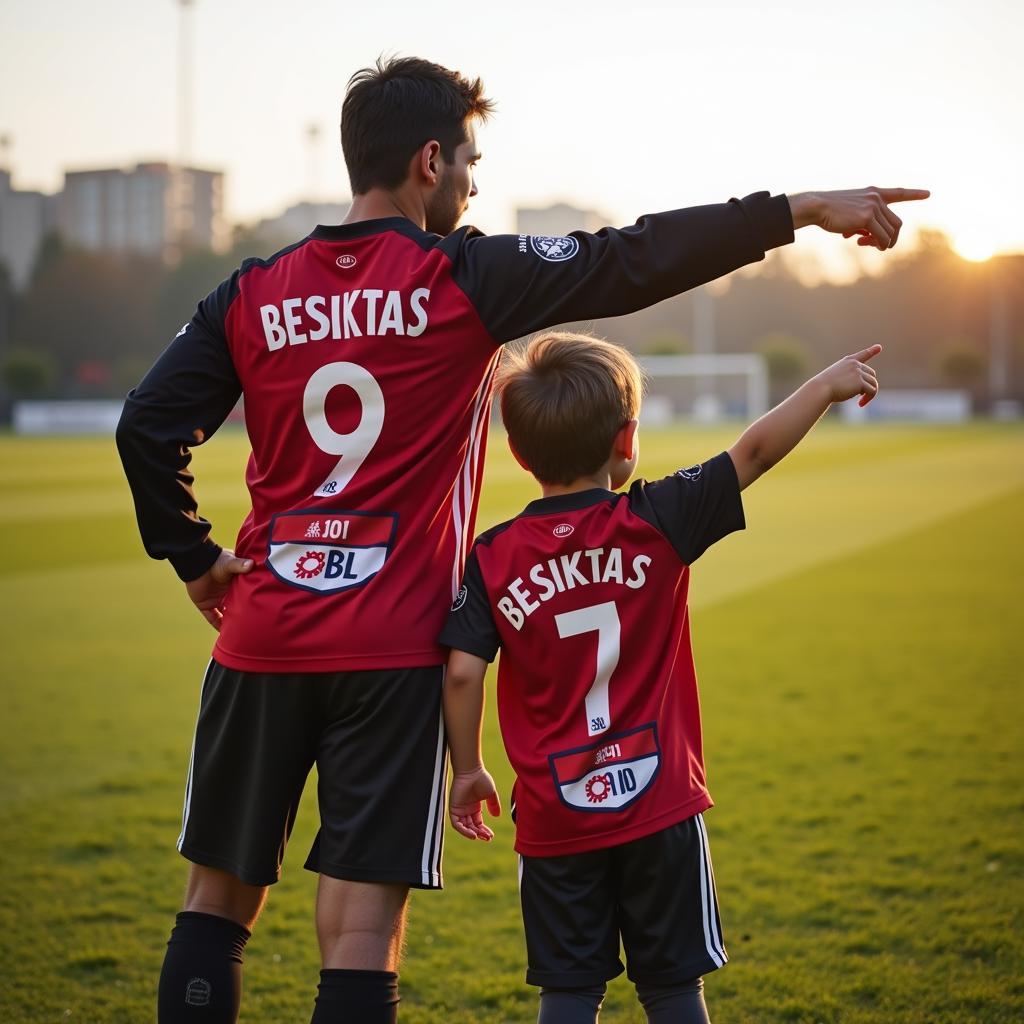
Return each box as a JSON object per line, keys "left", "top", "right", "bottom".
{"left": 451, "top": 585, "right": 468, "bottom": 611}
{"left": 676, "top": 464, "right": 703, "bottom": 481}
{"left": 529, "top": 235, "right": 580, "bottom": 262}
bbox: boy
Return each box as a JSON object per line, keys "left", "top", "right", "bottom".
{"left": 438, "top": 332, "right": 881, "bottom": 1023}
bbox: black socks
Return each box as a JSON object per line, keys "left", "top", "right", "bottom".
{"left": 310, "top": 969, "right": 400, "bottom": 1024}
{"left": 157, "top": 911, "right": 250, "bottom": 1023}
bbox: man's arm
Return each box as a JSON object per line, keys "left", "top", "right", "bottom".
{"left": 728, "top": 344, "right": 882, "bottom": 490}
{"left": 116, "top": 273, "right": 251, "bottom": 624}
{"left": 443, "top": 649, "right": 501, "bottom": 841}
{"left": 445, "top": 187, "right": 928, "bottom": 344}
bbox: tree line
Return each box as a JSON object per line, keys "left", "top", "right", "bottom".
{"left": 1, "top": 229, "right": 1020, "bottom": 410}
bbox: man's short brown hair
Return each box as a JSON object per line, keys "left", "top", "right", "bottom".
{"left": 496, "top": 332, "right": 644, "bottom": 486}
{"left": 342, "top": 56, "right": 494, "bottom": 195}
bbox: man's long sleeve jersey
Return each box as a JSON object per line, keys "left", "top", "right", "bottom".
{"left": 116, "top": 193, "right": 793, "bottom": 672}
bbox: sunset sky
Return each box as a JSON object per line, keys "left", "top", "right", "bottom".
{"left": 1, "top": 0, "right": 1021, "bottom": 280}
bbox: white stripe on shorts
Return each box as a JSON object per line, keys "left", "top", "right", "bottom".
{"left": 695, "top": 813, "right": 727, "bottom": 967}
{"left": 176, "top": 660, "right": 214, "bottom": 851}
{"left": 420, "top": 692, "right": 447, "bottom": 886}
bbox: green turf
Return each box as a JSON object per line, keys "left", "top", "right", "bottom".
{"left": 0, "top": 422, "right": 1022, "bottom": 1022}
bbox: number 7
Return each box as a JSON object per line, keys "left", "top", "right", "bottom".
{"left": 555, "top": 601, "right": 621, "bottom": 737}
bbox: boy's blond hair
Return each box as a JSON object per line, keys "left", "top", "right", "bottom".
{"left": 495, "top": 332, "right": 644, "bottom": 486}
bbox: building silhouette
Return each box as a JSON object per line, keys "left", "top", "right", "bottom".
{"left": 60, "top": 162, "right": 228, "bottom": 262}
{"left": 0, "top": 168, "right": 58, "bottom": 290}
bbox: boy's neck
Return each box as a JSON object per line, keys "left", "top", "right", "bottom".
{"left": 539, "top": 472, "right": 613, "bottom": 499}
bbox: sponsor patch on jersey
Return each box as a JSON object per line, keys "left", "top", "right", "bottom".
{"left": 266, "top": 509, "right": 397, "bottom": 594}
{"left": 549, "top": 723, "right": 660, "bottom": 813}
{"left": 677, "top": 464, "right": 703, "bottom": 481}
{"left": 530, "top": 235, "right": 580, "bottom": 262}
{"left": 553, "top": 523, "right": 574, "bottom": 538}
{"left": 335, "top": 254, "right": 357, "bottom": 269}
{"left": 451, "top": 585, "right": 468, "bottom": 611}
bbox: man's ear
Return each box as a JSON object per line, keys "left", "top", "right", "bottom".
{"left": 507, "top": 435, "right": 532, "bottom": 472}
{"left": 616, "top": 419, "right": 639, "bottom": 461}
{"left": 417, "top": 140, "right": 443, "bottom": 185}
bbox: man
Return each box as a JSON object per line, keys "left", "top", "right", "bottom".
{"left": 116, "top": 55, "right": 927, "bottom": 1024}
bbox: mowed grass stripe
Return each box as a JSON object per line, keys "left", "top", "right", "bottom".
{"left": 0, "top": 444, "right": 1021, "bottom": 1020}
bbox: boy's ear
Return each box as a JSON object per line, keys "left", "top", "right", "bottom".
{"left": 506, "top": 435, "right": 532, "bottom": 472}
{"left": 616, "top": 419, "right": 639, "bottom": 461}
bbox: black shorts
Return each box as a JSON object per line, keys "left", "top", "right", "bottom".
{"left": 176, "top": 659, "right": 447, "bottom": 889}
{"left": 518, "top": 814, "right": 727, "bottom": 988}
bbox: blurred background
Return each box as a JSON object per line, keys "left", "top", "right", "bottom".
{"left": 0, "top": 0, "right": 1021, "bottom": 427}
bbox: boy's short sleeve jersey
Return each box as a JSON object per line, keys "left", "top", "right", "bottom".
{"left": 439, "top": 453, "right": 744, "bottom": 857}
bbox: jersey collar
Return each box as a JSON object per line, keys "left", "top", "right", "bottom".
{"left": 522, "top": 488, "right": 617, "bottom": 517}
{"left": 310, "top": 218, "right": 430, "bottom": 241}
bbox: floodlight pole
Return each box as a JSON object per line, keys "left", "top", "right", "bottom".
{"left": 177, "top": 0, "right": 195, "bottom": 167}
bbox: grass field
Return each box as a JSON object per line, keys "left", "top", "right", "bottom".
{"left": 1, "top": 421, "right": 1022, "bottom": 1023}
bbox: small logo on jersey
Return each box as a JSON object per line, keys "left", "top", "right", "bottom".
{"left": 185, "top": 978, "right": 212, "bottom": 1007}
{"left": 553, "top": 523, "right": 574, "bottom": 538}
{"left": 585, "top": 774, "right": 610, "bottom": 803}
{"left": 336, "top": 254, "right": 357, "bottom": 269}
{"left": 451, "top": 585, "right": 468, "bottom": 611}
{"left": 175, "top": 322, "right": 189, "bottom": 338}
{"left": 530, "top": 235, "right": 580, "bottom": 262}
{"left": 305, "top": 521, "right": 322, "bottom": 538}
{"left": 294, "top": 550, "right": 326, "bottom": 579}
{"left": 677, "top": 464, "right": 703, "bottom": 481}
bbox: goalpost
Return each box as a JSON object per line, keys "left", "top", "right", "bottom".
{"left": 636, "top": 354, "right": 769, "bottom": 424}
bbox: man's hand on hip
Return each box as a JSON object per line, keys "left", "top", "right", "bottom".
{"left": 788, "top": 187, "right": 930, "bottom": 250}
{"left": 185, "top": 549, "right": 254, "bottom": 631}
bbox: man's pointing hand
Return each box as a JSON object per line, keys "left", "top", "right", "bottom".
{"left": 788, "top": 187, "right": 931, "bottom": 251}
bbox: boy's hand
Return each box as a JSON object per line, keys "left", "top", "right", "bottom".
{"left": 185, "top": 548, "right": 254, "bottom": 631}
{"left": 449, "top": 766, "right": 501, "bottom": 841}
{"left": 816, "top": 344, "right": 883, "bottom": 407}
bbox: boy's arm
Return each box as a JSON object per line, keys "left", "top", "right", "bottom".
{"left": 728, "top": 345, "right": 882, "bottom": 490}
{"left": 443, "top": 649, "right": 501, "bottom": 841}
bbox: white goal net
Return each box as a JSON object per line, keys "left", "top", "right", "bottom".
{"left": 637, "top": 354, "right": 769, "bottom": 425}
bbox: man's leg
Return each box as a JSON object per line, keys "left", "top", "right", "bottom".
{"left": 310, "top": 876, "right": 409, "bottom": 1024}
{"left": 157, "top": 864, "right": 268, "bottom": 1023}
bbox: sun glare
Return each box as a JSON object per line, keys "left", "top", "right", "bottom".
{"left": 952, "top": 230, "right": 998, "bottom": 263}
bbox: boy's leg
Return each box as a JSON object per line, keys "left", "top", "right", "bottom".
{"left": 310, "top": 877, "right": 408, "bottom": 1024}
{"left": 615, "top": 815, "right": 727, "bottom": 1010}
{"left": 537, "top": 984, "right": 607, "bottom": 1024}
{"left": 519, "top": 849, "right": 622, "bottom": 1022}
{"left": 635, "top": 978, "right": 710, "bottom": 1024}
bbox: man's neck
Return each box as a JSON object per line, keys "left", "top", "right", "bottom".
{"left": 344, "top": 188, "right": 425, "bottom": 229}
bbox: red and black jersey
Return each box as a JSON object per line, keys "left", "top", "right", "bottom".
{"left": 117, "top": 197, "right": 790, "bottom": 672}
{"left": 439, "top": 454, "right": 744, "bottom": 857}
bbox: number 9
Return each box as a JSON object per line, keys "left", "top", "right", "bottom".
{"left": 303, "top": 361, "right": 385, "bottom": 498}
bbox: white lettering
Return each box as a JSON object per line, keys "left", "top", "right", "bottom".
{"left": 625, "top": 554, "right": 651, "bottom": 589}
{"left": 343, "top": 291, "right": 363, "bottom": 338}
{"left": 508, "top": 577, "right": 539, "bottom": 614}
{"left": 260, "top": 304, "right": 286, "bottom": 351}
{"left": 497, "top": 596, "right": 525, "bottom": 630}
{"left": 330, "top": 294, "right": 342, "bottom": 339}
{"left": 362, "top": 289, "right": 383, "bottom": 335}
{"left": 560, "top": 551, "right": 590, "bottom": 589}
{"left": 378, "top": 290, "right": 405, "bottom": 335}
{"left": 306, "top": 296, "right": 330, "bottom": 341}
{"left": 585, "top": 548, "right": 604, "bottom": 580}
{"left": 283, "top": 297, "right": 307, "bottom": 345}
{"left": 530, "top": 563, "right": 557, "bottom": 602}
{"left": 602, "top": 547, "right": 623, "bottom": 584}
{"left": 407, "top": 287, "right": 430, "bottom": 337}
